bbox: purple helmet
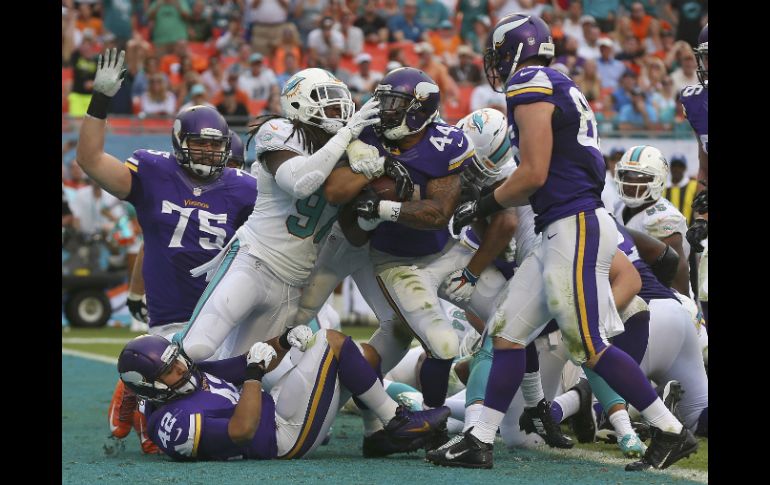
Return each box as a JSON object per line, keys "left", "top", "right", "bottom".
{"left": 172, "top": 105, "right": 232, "bottom": 180}
{"left": 373, "top": 67, "right": 440, "bottom": 140}
{"left": 484, "top": 14, "right": 555, "bottom": 93}
{"left": 118, "top": 335, "right": 199, "bottom": 403}
{"left": 695, "top": 23, "right": 708, "bottom": 87}
{"left": 227, "top": 129, "right": 245, "bottom": 170}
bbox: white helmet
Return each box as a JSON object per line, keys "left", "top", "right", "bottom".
{"left": 456, "top": 108, "right": 512, "bottom": 186}
{"left": 280, "top": 68, "right": 355, "bottom": 134}
{"left": 614, "top": 145, "right": 669, "bottom": 208}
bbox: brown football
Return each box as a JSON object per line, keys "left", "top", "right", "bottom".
{"left": 369, "top": 176, "right": 402, "bottom": 201}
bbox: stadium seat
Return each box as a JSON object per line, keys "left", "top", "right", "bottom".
{"left": 248, "top": 99, "right": 267, "bottom": 116}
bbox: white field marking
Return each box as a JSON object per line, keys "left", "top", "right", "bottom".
{"left": 532, "top": 443, "right": 708, "bottom": 483}
{"left": 62, "top": 348, "right": 118, "bottom": 365}
{"left": 62, "top": 338, "right": 131, "bottom": 344}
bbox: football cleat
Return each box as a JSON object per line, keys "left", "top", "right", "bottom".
{"left": 566, "top": 378, "right": 596, "bottom": 443}
{"left": 618, "top": 433, "right": 647, "bottom": 458}
{"left": 626, "top": 425, "right": 698, "bottom": 471}
{"left": 133, "top": 409, "right": 161, "bottom": 454}
{"left": 384, "top": 405, "right": 451, "bottom": 440}
{"left": 519, "top": 398, "right": 574, "bottom": 449}
{"left": 425, "top": 427, "right": 494, "bottom": 469}
{"left": 108, "top": 379, "right": 137, "bottom": 439}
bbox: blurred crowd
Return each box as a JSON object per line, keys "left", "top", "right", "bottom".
{"left": 62, "top": 0, "right": 707, "bottom": 131}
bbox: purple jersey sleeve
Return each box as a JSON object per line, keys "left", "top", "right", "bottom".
{"left": 614, "top": 220, "right": 677, "bottom": 303}
{"left": 197, "top": 354, "right": 248, "bottom": 386}
{"left": 680, "top": 85, "right": 708, "bottom": 154}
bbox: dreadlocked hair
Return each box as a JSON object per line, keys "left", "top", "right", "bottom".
{"left": 247, "top": 114, "right": 334, "bottom": 158}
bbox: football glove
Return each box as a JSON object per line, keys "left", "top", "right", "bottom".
{"left": 686, "top": 219, "right": 708, "bottom": 252}
{"left": 127, "top": 292, "right": 148, "bottom": 323}
{"left": 691, "top": 189, "right": 707, "bottom": 214}
{"left": 442, "top": 267, "right": 480, "bottom": 305}
{"left": 93, "top": 48, "right": 127, "bottom": 97}
{"left": 346, "top": 140, "right": 384, "bottom": 180}
{"left": 383, "top": 158, "right": 414, "bottom": 201}
{"left": 344, "top": 98, "right": 380, "bottom": 139}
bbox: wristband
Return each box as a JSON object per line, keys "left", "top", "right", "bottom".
{"left": 244, "top": 364, "right": 266, "bottom": 382}
{"left": 86, "top": 92, "right": 112, "bottom": 120}
{"left": 378, "top": 200, "right": 401, "bottom": 222}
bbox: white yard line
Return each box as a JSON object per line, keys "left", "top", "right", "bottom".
{"left": 62, "top": 338, "right": 131, "bottom": 344}
{"left": 62, "top": 348, "right": 118, "bottom": 365}
{"left": 537, "top": 444, "right": 708, "bottom": 483}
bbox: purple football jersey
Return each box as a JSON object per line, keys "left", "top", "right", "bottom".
{"left": 680, "top": 84, "right": 708, "bottom": 154}
{"left": 124, "top": 150, "right": 257, "bottom": 327}
{"left": 614, "top": 219, "right": 676, "bottom": 303}
{"left": 146, "top": 355, "right": 277, "bottom": 461}
{"left": 505, "top": 66, "right": 605, "bottom": 233}
{"left": 359, "top": 123, "right": 475, "bottom": 257}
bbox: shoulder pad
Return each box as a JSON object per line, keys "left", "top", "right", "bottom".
{"left": 645, "top": 212, "right": 685, "bottom": 239}
{"left": 125, "top": 149, "right": 173, "bottom": 174}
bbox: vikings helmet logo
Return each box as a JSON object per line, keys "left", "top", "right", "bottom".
{"left": 414, "top": 81, "right": 439, "bottom": 101}
{"left": 493, "top": 16, "right": 530, "bottom": 49}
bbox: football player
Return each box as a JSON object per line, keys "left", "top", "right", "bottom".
{"left": 118, "top": 330, "right": 451, "bottom": 461}
{"left": 75, "top": 49, "right": 257, "bottom": 454}
{"left": 437, "top": 14, "right": 694, "bottom": 470}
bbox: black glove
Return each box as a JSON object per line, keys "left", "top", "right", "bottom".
{"left": 459, "top": 182, "right": 480, "bottom": 204}
{"left": 127, "top": 293, "right": 148, "bottom": 323}
{"left": 355, "top": 188, "right": 381, "bottom": 221}
{"left": 686, "top": 219, "right": 708, "bottom": 252}
{"left": 451, "top": 192, "right": 505, "bottom": 235}
{"left": 691, "top": 189, "right": 708, "bottom": 214}
{"left": 383, "top": 158, "right": 414, "bottom": 201}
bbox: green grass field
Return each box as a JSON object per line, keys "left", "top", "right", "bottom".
{"left": 62, "top": 325, "right": 707, "bottom": 484}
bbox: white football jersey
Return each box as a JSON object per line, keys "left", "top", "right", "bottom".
{"left": 236, "top": 118, "right": 338, "bottom": 286}
{"left": 619, "top": 197, "right": 691, "bottom": 259}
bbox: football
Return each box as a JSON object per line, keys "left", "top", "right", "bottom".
{"left": 369, "top": 175, "right": 402, "bottom": 201}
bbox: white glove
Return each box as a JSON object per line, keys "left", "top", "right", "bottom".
{"left": 287, "top": 325, "right": 314, "bottom": 352}
{"left": 346, "top": 140, "right": 385, "bottom": 180}
{"left": 441, "top": 267, "right": 479, "bottom": 305}
{"left": 246, "top": 342, "right": 277, "bottom": 369}
{"left": 93, "top": 48, "right": 127, "bottom": 97}
{"left": 500, "top": 237, "right": 517, "bottom": 263}
{"left": 344, "top": 98, "right": 381, "bottom": 139}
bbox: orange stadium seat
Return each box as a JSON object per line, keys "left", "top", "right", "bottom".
{"left": 248, "top": 99, "right": 267, "bottom": 116}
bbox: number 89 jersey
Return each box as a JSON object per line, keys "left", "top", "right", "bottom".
{"left": 238, "top": 118, "right": 339, "bottom": 286}
{"left": 505, "top": 66, "right": 606, "bottom": 234}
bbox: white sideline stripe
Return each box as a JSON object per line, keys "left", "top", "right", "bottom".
{"left": 62, "top": 348, "right": 118, "bottom": 365}
{"left": 62, "top": 338, "right": 131, "bottom": 344}
{"left": 537, "top": 445, "right": 708, "bottom": 483}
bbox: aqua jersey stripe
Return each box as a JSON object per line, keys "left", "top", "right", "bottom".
{"left": 173, "top": 240, "right": 241, "bottom": 345}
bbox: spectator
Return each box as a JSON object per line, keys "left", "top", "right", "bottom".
{"left": 69, "top": 179, "right": 125, "bottom": 240}
{"left": 211, "top": 70, "right": 251, "bottom": 106}
{"left": 652, "top": 27, "right": 677, "bottom": 66}
{"left": 179, "top": 83, "right": 216, "bottom": 111}
{"left": 338, "top": 8, "right": 365, "bottom": 58}
{"left": 132, "top": 56, "right": 168, "bottom": 100}
{"left": 139, "top": 74, "right": 177, "bottom": 117}
{"left": 63, "top": 158, "right": 89, "bottom": 190}
{"left": 215, "top": 17, "right": 245, "bottom": 57}
{"left": 271, "top": 26, "right": 303, "bottom": 76}
{"left": 76, "top": 1, "right": 104, "bottom": 37}
{"left": 639, "top": 56, "right": 666, "bottom": 93}
{"left": 237, "top": 53, "right": 278, "bottom": 101}
{"left": 561, "top": 1, "right": 585, "bottom": 43}
{"left": 385, "top": 60, "right": 403, "bottom": 75}
{"left": 596, "top": 37, "right": 626, "bottom": 90}
{"left": 308, "top": 16, "right": 346, "bottom": 65}
{"left": 448, "top": 45, "right": 482, "bottom": 85}
{"left": 125, "top": 30, "right": 154, "bottom": 79}
{"left": 348, "top": 53, "right": 384, "bottom": 102}
{"left": 456, "top": 0, "right": 491, "bottom": 42}
{"left": 387, "top": 0, "right": 425, "bottom": 43}
{"left": 414, "top": 42, "right": 459, "bottom": 103}
{"left": 228, "top": 44, "right": 253, "bottom": 77}
{"left": 665, "top": 154, "right": 699, "bottom": 224}
{"left": 628, "top": 1, "right": 661, "bottom": 53}
{"left": 355, "top": 0, "right": 389, "bottom": 44}
{"left": 669, "top": 48, "right": 699, "bottom": 94}
{"left": 200, "top": 56, "right": 227, "bottom": 96}
{"left": 262, "top": 84, "right": 282, "bottom": 115}
{"left": 67, "top": 31, "right": 99, "bottom": 118}
{"left": 102, "top": 0, "right": 134, "bottom": 48}
{"left": 611, "top": 70, "right": 637, "bottom": 113}
{"left": 244, "top": 0, "right": 298, "bottom": 57}
{"left": 574, "top": 59, "right": 602, "bottom": 104}
{"left": 470, "top": 81, "right": 506, "bottom": 113}
{"left": 649, "top": 76, "right": 677, "bottom": 126}
{"left": 62, "top": 6, "right": 78, "bottom": 65}
{"left": 664, "top": 0, "right": 707, "bottom": 48}
{"left": 276, "top": 52, "right": 300, "bottom": 90}
{"left": 617, "top": 87, "right": 659, "bottom": 130}
{"left": 216, "top": 87, "right": 249, "bottom": 125}
{"left": 429, "top": 19, "right": 462, "bottom": 65}
{"left": 582, "top": 0, "right": 621, "bottom": 33}
{"left": 320, "top": 50, "right": 352, "bottom": 86}
{"left": 379, "top": 0, "right": 401, "bottom": 17}
{"left": 577, "top": 23, "right": 602, "bottom": 61}
{"left": 187, "top": 0, "right": 213, "bottom": 42}
{"left": 415, "top": 0, "right": 449, "bottom": 32}
{"left": 615, "top": 35, "right": 644, "bottom": 76}
{"left": 494, "top": 0, "right": 545, "bottom": 18}
{"left": 147, "top": 0, "right": 191, "bottom": 54}
{"left": 467, "top": 14, "right": 490, "bottom": 55}
{"left": 553, "top": 36, "right": 586, "bottom": 77}
{"left": 292, "top": 0, "right": 329, "bottom": 45}
{"left": 211, "top": 0, "right": 242, "bottom": 32}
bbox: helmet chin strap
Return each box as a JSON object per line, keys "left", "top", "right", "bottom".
{"left": 504, "top": 43, "right": 524, "bottom": 87}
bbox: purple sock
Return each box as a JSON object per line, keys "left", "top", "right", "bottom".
{"left": 593, "top": 402, "right": 604, "bottom": 422}
{"left": 337, "top": 337, "right": 378, "bottom": 396}
{"left": 592, "top": 345, "right": 657, "bottom": 411}
{"left": 525, "top": 341, "right": 539, "bottom": 373}
{"left": 484, "top": 348, "right": 526, "bottom": 413}
{"left": 419, "top": 357, "right": 454, "bottom": 407}
{"left": 551, "top": 401, "right": 564, "bottom": 423}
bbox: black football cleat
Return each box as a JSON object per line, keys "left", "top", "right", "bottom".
{"left": 425, "top": 427, "right": 493, "bottom": 469}
{"left": 625, "top": 426, "right": 698, "bottom": 471}
{"left": 519, "top": 398, "right": 574, "bottom": 449}
{"left": 567, "top": 378, "right": 596, "bottom": 443}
